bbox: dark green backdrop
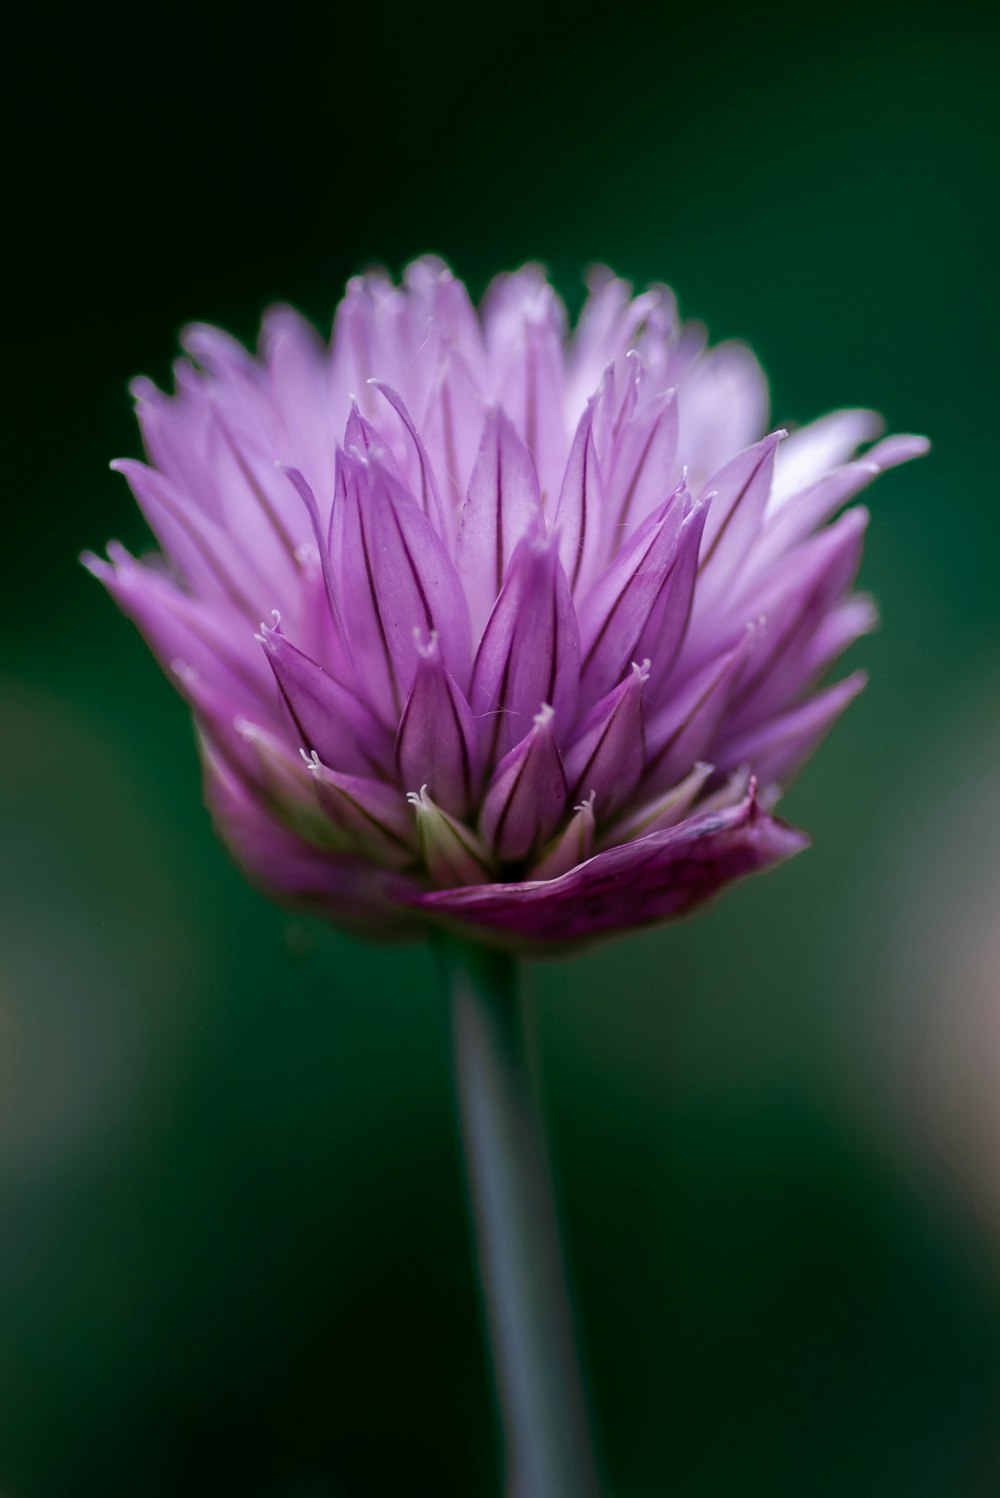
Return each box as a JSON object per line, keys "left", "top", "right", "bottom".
{"left": 5, "top": 4, "right": 999, "bottom": 1494}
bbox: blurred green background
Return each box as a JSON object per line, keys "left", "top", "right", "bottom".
{"left": 5, "top": 3, "right": 1000, "bottom": 1494}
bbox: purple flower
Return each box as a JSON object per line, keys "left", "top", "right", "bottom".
{"left": 85, "top": 259, "right": 927, "bottom": 952}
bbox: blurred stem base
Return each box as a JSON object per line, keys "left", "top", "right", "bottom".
{"left": 436, "top": 933, "right": 601, "bottom": 1498}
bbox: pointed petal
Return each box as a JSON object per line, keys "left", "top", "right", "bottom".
{"left": 717, "top": 671, "right": 867, "bottom": 788}
{"left": 257, "top": 617, "right": 394, "bottom": 778}
{"left": 518, "top": 302, "right": 571, "bottom": 502}
{"left": 259, "top": 304, "right": 334, "bottom": 495}
{"left": 457, "top": 409, "right": 543, "bottom": 637}
{"left": 531, "top": 793, "right": 596, "bottom": 880}
{"left": 568, "top": 270, "right": 634, "bottom": 381}
{"left": 164, "top": 339, "right": 296, "bottom": 547}
{"left": 343, "top": 398, "right": 386, "bottom": 459}
{"left": 306, "top": 755, "right": 419, "bottom": 868}
{"left": 408, "top": 787, "right": 494, "bottom": 886}
{"left": 129, "top": 373, "right": 221, "bottom": 515}
{"left": 481, "top": 264, "right": 559, "bottom": 353}
{"left": 110, "top": 458, "right": 278, "bottom": 618}
{"left": 396, "top": 632, "right": 479, "bottom": 816}
{"left": 417, "top": 348, "right": 486, "bottom": 516}
{"left": 369, "top": 379, "right": 450, "bottom": 536}
{"left": 332, "top": 450, "right": 472, "bottom": 722}
{"left": 470, "top": 531, "right": 581, "bottom": 761}
{"left": 193, "top": 395, "right": 309, "bottom": 565}
{"left": 483, "top": 272, "right": 569, "bottom": 500}
{"left": 676, "top": 340, "right": 770, "bottom": 486}
{"left": 170, "top": 660, "right": 273, "bottom": 792}
{"left": 696, "top": 766, "right": 755, "bottom": 815}
{"left": 728, "top": 593, "right": 876, "bottom": 728}
{"left": 629, "top": 288, "right": 680, "bottom": 390}
{"left": 864, "top": 433, "right": 930, "bottom": 469}
{"left": 769, "top": 409, "right": 884, "bottom": 511}
{"left": 568, "top": 270, "right": 671, "bottom": 404}
{"left": 730, "top": 508, "right": 869, "bottom": 710}
{"left": 579, "top": 486, "right": 707, "bottom": 710}
{"left": 588, "top": 361, "right": 622, "bottom": 482}
{"left": 179, "top": 671, "right": 337, "bottom": 864}
{"left": 412, "top": 788, "right": 807, "bottom": 951}
{"left": 604, "top": 379, "right": 679, "bottom": 541}
{"left": 577, "top": 485, "right": 686, "bottom": 706}
{"left": 801, "top": 594, "right": 878, "bottom": 682}
{"left": 479, "top": 704, "right": 569, "bottom": 863}
{"left": 233, "top": 721, "right": 352, "bottom": 849}
{"left": 203, "top": 745, "right": 419, "bottom": 937}
{"left": 330, "top": 270, "right": 398, "bottom": 418}
{"left": 554, "top": 404, "right": 604, "bottom": 596}
{"left": 697, "top": 430, "right": 785, "bottom": 600}
{"left": 180, "top": 321, "right": 261, "bottom": 385}
{"left": 607, "top": 762, "right": 715, "bottom": 845}
{"left": 281, "top": 463, "right": 351, "bottom": 649}
{"left": 643, "top": 631, "right": 755, "bottom": 791}
{"left": 635, "top": 498, "right": 708, "bottom": 698}
{"left": 404, "top": 257, "right": 486, "bottom": 378}
{"left": 286, "top": 540, "right": 354, "bottom": 683}
{"left": 83, "top": 544, "right": 272, "bottom": 707}
{"left": 755, "top": 433, "right": 928, "bottom": 567}
{"left": 563, "top": 661, "right": 648, "bottom": 813}
{"left": 189, "top": 701, "right": 337, "bottom": 854}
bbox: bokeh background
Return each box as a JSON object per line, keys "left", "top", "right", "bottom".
{"left": 5, "top": 4, "right": 999, "bottom": 1494}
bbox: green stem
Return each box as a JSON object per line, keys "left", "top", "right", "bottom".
{"left": 437, "top": 934, "right": 601, "bottom": 1498}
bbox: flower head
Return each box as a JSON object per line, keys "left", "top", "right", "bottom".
{"left": 85, "top": 259, "right": 927, "bottom": 951}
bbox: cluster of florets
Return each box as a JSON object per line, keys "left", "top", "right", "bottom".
{"left": 86, "top": 259, "right": 926, "bottom": 949}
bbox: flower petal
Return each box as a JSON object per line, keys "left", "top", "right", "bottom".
{"left": 578, "top": 486, "right": 705, "bottom": 710}
{"left": 479, "top": 704, "right": 568, "bottom": 863}
{"left": 696, "top": 430, "right": 785, "bottom": 603}
{"left": 396, "top": 632, "right": 479, "bottom": 817}
{"left": 331, "top": 449, "right": 471, "bottom": 722}
{"left": 408, "top": 787, "right": 494, "bottom": 886}
{"left": 456, "top": 409, "right": 543, "bottom": 637}
{"left": 727, "top": 508, "right": 869, "bottom": 710}
{"left": 568, "top": 270, "right": 671, "bottom": 407}
{"left": 636, "top": 498, "right": 708, "bottom": 700}
{"left": 203, "top": 744, "right": 420, "bottom": 937}
{"left": 110, "top": 458, "right": 283, "bottom": 618}
{"left": 259, "top": 303, "right": 335, "bottom": 496}
{"left": 554, "top": 402, "right": 604, "bottom": 596}
{"left": 470, "top": 530, "right": 581, "bottom": 761}
{"left": 411, "top": 788, "right": 807, "bottom": 951}
{"left": 563, "top": 661, "right": 648, "bottom": 814}
{"left": 768, "top": 409, "right": 884, "bottom": 512}
{"left": 642, "top": 631, "right": 755, "bottom": 792}
{"left": 605, "top": 763, "right": 714, "bottom": 846}
{"left": 305, "top": 755, "right": 419, "bottom": 868}
{"left": 83, "top": 544, "right": 272, "bottom": 707}
{"left": 676, "top": 340, "right": 770, "bottom": 486}
{"left": 530, "top": 793, "right": 596, "bottom": 880}
{"left": 257, "top": 617, "right": 394, "bottom": 778}
{"left": 369, "top": 379, "right": 450, "bottom": 537}
{"left": 603, "top": 377, "right": 679, "bottom": 543}
{"left": 758, "top": 432, "right": 931, "bottom": 572}
{"left": 416, "top": 348, "right": 486, "bottom": 516}
{"left": 482, "top": 269, "right": 569, "bottom": 500}
{"left": 715, "top": 671, "right": 868, "bottom": 787}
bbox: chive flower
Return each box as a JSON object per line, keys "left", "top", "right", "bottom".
{"left": 85, "top": 259, "right": 927, "bottom": 950}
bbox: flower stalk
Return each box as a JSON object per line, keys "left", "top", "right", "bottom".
{"left": 438, "top": 934, "right": 601, "bottom": 1497}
